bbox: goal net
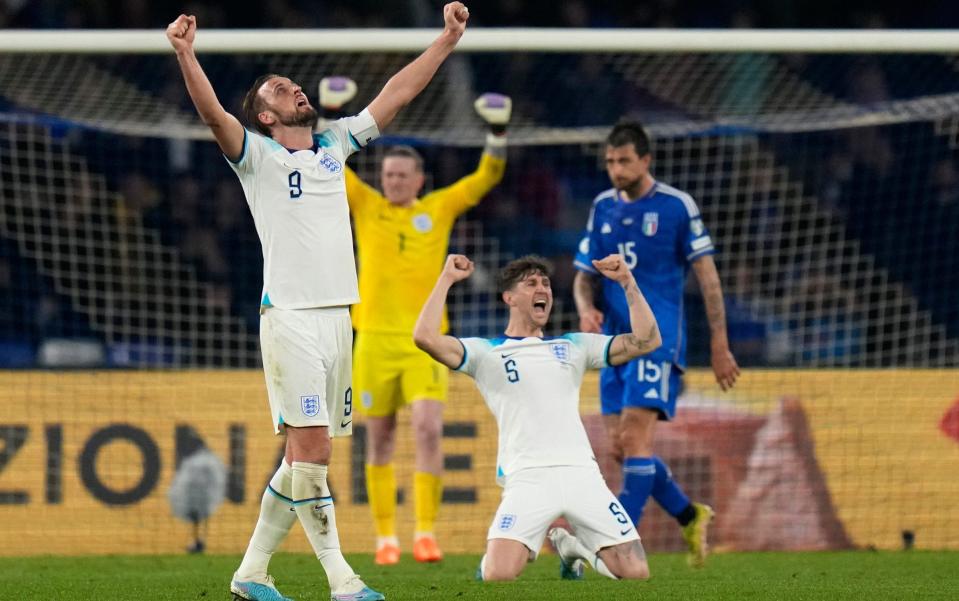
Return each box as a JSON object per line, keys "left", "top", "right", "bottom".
{"left": 0, "top": 30, "right": 957, "bottom": 556}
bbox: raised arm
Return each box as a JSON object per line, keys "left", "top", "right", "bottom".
{"left": 592, "top": 255, "right": 661, "bottom": 366}
{"left": 166, "top": 15, "right": 245, "bottom": 161}
{"left": 413, "top": 254, "right": 474, "bottom": 369}
{"left": 573, "top": 270, "right": 604, "bottom": 333}
{"left": 691, "top": 255, "right": 740, "bottom": 391}
{"left": 366, "top": 2, "right": 469, "bottom": 131}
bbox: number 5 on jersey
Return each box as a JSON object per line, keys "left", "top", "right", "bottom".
{"left": 504, "top": 358, "right": 520, "bottom": 383}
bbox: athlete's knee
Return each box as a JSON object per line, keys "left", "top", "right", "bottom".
{"left": 412, "top": 414, "right": 442, "bottom": 448}
{"left": 614, "top": 558, "right": 650, "bottom": 580}
{"left": 367, "top": 433, "right": 396, "bottom": 464}
{"left": 285, "top": 426, "right": 331, "bottom": 464}
{"left": 619, "top": 412, "right": 656, "bottom": 456}
{"left": 482, "top": 560, "right": 523, "bottom": 581}
{"left": 618, "top": 427, "right": 652, "bottom": 457}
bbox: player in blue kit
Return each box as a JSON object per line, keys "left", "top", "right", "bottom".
{"left": 573, "top": 121, "right": 740, "bottom": 567}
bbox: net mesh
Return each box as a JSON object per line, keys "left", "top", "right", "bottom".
{"left": 1, "top": 44, "right": 958, "bottom": 556}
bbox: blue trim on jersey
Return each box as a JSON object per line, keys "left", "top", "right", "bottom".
{"left": 314, "top": 131, "right": 336, "bottom": 148}
{"left": 267, "top": 484, "right": 294, "bottom": 505}
{"left": 291, "top": 495, "right": 334, "bottom": 506}
{"left": 285, "top": 141, "right": 319, "bottom": 154}
{"left": 225, "top": 129, "right": 249, "bottom": 165}
{"left": 261, "top": 292, "right": 272, "bottom": 306}
{"left": 348, "top": 130, "right": 362, "bottom": 150}
{"left": 454, "top": 339, "right": 469, "bottom": 372}
{"left": 489, "top": 336, "right": 508, "bottom": 346}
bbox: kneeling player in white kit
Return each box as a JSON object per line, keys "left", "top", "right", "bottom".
{"left": 413, "top": 253, "right": 661, "bottom": 581}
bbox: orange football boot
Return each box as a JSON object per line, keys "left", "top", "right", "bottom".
{"left": 374, "top": 543, "right": 401, "bottom": 566}
{"left": 412, "top": 536, "right": 443, "bottom": 563}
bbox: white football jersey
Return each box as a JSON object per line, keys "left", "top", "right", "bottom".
{"left": 226, "top": 110, "right": 379, "bottom": 309}
{"left": 457, "top": 333, "right": 613, "bottom": 484}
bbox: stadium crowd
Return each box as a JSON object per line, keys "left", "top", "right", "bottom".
{"left": 1, "top": 1, "right": 957, "bottom": 369}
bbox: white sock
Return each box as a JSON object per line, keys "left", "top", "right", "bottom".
{"left": 592, "top": 556, "right": 619, "bottom": 580}
{"left": 291, "top": 461, "right": 358, "bottom": 593}
{"left": 478, "top": 554, "right": 487, "bottom": 581}
{"left": 555, "top": 530, "right": 619, "bottom": 580}
{"left": 236, "top": 460, "right": 297, "bottom": 581}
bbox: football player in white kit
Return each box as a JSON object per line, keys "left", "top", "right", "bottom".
{"left": 166, "top": 5, "right": 470, "bottom": 601}
{"left": 413, "top": 253, "right": 661, "bottom": 582}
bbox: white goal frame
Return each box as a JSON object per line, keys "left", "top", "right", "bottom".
{"left": 1, "top": 28, "right": 958, "bottom": 54}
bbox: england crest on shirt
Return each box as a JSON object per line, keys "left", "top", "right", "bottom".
{"left": 412, "top": 213, "right": 433, "bottom": 233}
{"left": 301, "top": 395, "right": 320, "bottom": 417}
{"left": 642, "top": 212, "right": 659, "bottom": 236}
{"left": 498, "top": 514, "right": 517, "bottom": 531}
{"left": 550, "top": 342, "right": 570, "bottom": 362}
{"left": 318, "top": 153, "right": 342, "bottom": 174}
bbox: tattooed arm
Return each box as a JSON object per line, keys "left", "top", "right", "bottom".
{"left": 591, "top": 254, "right": 661, "bottom": 366}
{"left": 691, "top": 255, "right": 740, "bottom": 390}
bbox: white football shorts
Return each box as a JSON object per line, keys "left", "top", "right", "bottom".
{"left": 487, "top": 464, "right": 640, "bottom": 557}
{"left": 259, "top": 306, "right": 354, "bottom": 436}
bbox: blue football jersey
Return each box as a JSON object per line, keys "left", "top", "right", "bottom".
{"left": 573, "top": 182, "right": 714, "bottom": 369}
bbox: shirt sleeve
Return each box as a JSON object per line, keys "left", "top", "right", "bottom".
{"left": 223, "top": 128, "right": 266, "bottom": 177}
{"left": 223, "top": 129, "right": 272, "bottom": 209}
{"left": 434, "top": 153, "right": 506, "bottom": 220}
{"left": 567, "top": 333, "right": 614, "bottom": 369}
{"left": 573, "top": 200, "right": 602, "bottom": 274}
{"left": 679, "top": 195, "right": 715, "bottom": 263}
{"left": 455, "top": 337, "right": 492, "bottom": 377}
{"left": 317, "top": 108, "right": 380, "bottom": 160}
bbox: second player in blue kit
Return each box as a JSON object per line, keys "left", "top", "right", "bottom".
{"left": 573, "top": 121, "right": 740, "bottom": 567}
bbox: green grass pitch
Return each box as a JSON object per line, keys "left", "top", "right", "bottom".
{"left": 4, "top": 551, "right": 958, "bottom": 600}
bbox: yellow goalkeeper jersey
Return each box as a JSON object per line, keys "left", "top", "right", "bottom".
{"left": 348, "top": 153, "right": 505, "bottom": 334}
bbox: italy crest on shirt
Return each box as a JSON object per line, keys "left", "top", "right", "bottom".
{"left": 642, "top": 212, "right": 659, "bottom": 236}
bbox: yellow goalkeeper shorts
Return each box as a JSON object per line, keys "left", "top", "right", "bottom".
{"left": 354, "top": 331, "right": 449, "bottom": 417}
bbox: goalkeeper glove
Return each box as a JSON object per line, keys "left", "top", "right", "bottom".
{"left": 318, "top": 76, "right": 358, "bottom": 120}
{"left": 474, "top": 93, "right": 511, "bottom": 136}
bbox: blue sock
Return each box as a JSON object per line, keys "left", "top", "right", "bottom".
{"left": 651, "top": 456, "right": 692, "bottom": 518}
{"left": 619, "top": 457, "right": 656, "bottom": 525}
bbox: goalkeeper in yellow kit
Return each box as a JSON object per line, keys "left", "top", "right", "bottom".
{"left": 320, "top": 78, "right": 510, "bottom": 565}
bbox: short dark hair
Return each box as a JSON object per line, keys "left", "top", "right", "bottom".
{"left": 606, "top": 120, "right": 651, "bottom": 157}
{"left": 242, "top": 73, "right": 281, "bottom": 136}
{"left": 384, "top": 145, "right": 424, "bottom": 172}
{"left": 496, "top": 255, "right": 552, "bottom": 294}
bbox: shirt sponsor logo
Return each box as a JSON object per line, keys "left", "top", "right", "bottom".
{"left": 498, "top": 514, "right": 517, "bottom": 531}
{"left": 318, "top": 153, "right": 342, "bottom": 174}
{"left": 412, "top": 213, "right": 433, "bottom": 233}
{"left": 642, "top": 212, "right": 659, "bottom": 236}
{"left": 301, "top": 395, "right": 321, "bottom": 417}
{"left": 550, "top": 342, "right": 570, "bottom": 362}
